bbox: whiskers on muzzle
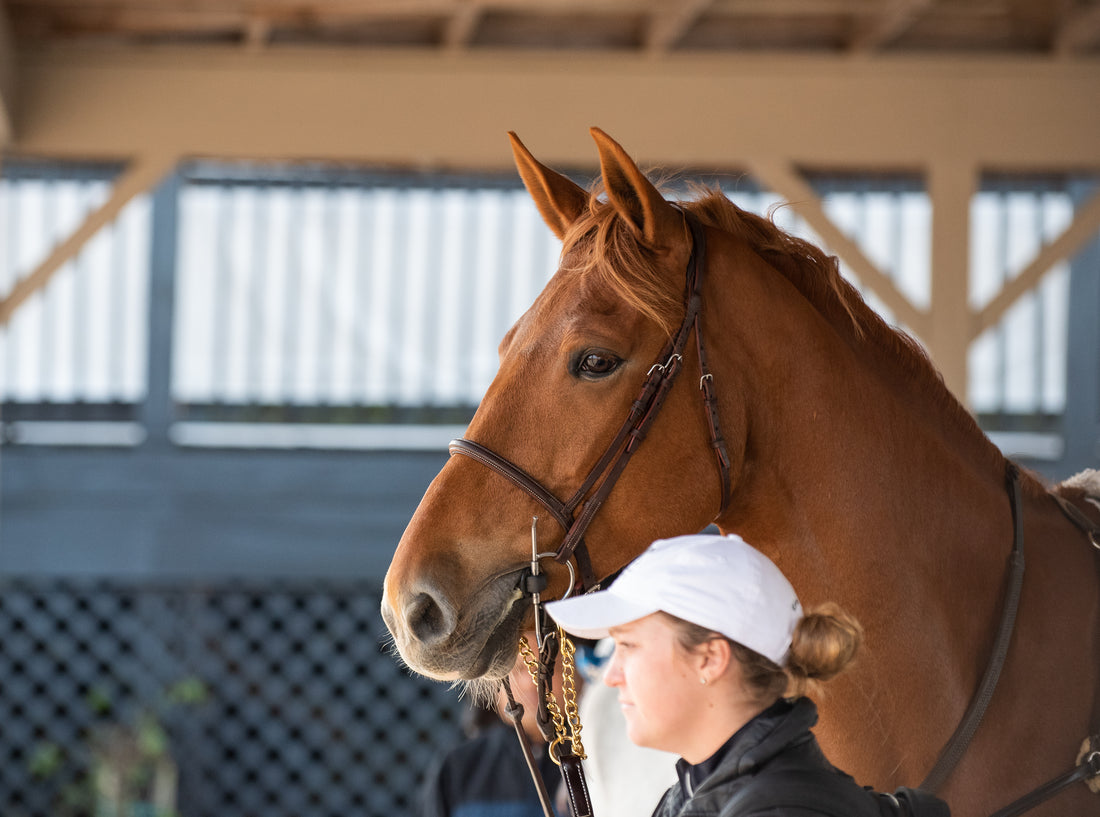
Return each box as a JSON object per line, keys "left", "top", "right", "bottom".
{"left": 454, "top": 676, "right": 505, "bottom": 708}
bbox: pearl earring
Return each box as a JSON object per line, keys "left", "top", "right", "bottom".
{"left": 700, "top": 677, "right": 707, "bottom": 685}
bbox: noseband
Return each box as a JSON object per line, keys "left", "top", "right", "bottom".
{"left": 449, "top": 212, "right": 732, "bottom": 592}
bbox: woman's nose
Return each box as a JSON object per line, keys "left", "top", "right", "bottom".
{"left": 603, "top": 650, "right": 623, "bottom": 687}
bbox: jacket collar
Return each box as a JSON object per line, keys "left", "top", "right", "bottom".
{"left": 674, "top": 697, "right": 819, "bottom": 798}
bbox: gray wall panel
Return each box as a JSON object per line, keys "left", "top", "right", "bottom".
{"left": 0, "top": 447, "right": 448, "bottom": 580}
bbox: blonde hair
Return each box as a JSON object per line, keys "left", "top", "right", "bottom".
{"left": 660, "top": 602, "right": 863, "bottom": 704}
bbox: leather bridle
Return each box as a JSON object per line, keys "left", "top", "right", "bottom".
{"left": 448, "top": 212, "right": 732, "bottom": 593}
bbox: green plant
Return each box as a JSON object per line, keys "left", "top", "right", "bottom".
{"left": 29, "top": 677, "right": 208, "bottom": 817}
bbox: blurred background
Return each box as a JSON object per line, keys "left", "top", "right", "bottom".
{"left": 0, "top": 2, "right": 1098, "bottom": 816}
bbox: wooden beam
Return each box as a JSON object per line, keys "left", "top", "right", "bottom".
{"left": 719, "top": 0, "right": 880, "bottom": 14}
{"left": 6, "top": 0, "right": 640, "bottom": 23}
{"left": 0, "top": 0, "right": 16, "bottom": 145}
{"left": 9, "top": 49, "right": 1100, "bottom": 170}
{"left": 1053, "top": 1, "right": 1100, "bottom": 56}
{"left": 0, "top": 152, "right": 178, "bottom": 326}
{"left": 847, "top": 0, "right": 932, "bottom": 53}
{"left": 748, "top": 158, "right": 931, "bottom": 338}
{"left": 926, "top": 160, "right": 978, "bottom": 402}
{"left": 645, "top": 0, "right": 713, "bottom": 55}
{"left": 973, "top": 184, "right": 1100, "bottom": 338}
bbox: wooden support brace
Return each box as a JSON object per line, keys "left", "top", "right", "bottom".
{"left": 847, "top": 0, "right": 932, "bottom": 53}
{"left": 748, "top": 157, "right": 930, "bottom": 339}
{"left": 0, "top": 152, "right": 179, "bottom": 326}
{"left": 973, "top": 184, "right": 1100, "bottom": 339}
{"left": 646, "top": 0, "right": 713, "bottom": 55}
{"left": 1054, "top": 2, "right": 1100, "bottom": 56}
{"left": 926, "top": 160, "right": 977, "bottom": 402}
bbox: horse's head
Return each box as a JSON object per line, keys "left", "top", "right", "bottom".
{"left": 382, "top": 129, "right": 731, "bottom": 682}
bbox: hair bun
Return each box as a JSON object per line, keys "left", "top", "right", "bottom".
{"left": 785, "top": 602, "right": 862, "bottom": 695}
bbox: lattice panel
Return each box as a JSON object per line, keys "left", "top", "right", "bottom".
{"left": 0, "top": 581, "right": 464, "bottom": 817}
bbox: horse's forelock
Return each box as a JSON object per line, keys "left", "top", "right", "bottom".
{"left": 557, "top": 182, "right": 867, "bottom": 341}
{"left": 559, "top": 192, "right": 684, "bottom": 337}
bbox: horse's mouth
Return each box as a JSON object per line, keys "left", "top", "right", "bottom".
{"left": 461, "top": 588, "right": 532, "bottom": 680}
{"left": 387, "top": 569, "right": 533, "bottom": 682}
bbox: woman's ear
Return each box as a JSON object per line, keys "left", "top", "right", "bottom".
{"left": 697, "top": 637, "right": 733, "bottom": 684}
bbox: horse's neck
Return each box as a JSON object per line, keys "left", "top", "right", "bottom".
{"left": 728, "top": 365, "right": 1009, "bottom": 581}
{"left": 708, "top": 238, "right": 1013, "bottom": 652}
{"left": 707, "top": 262, "right": 1028, "bottom": 782}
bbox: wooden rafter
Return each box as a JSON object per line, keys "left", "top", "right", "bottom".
{"left": 443, "top": 2, "right": 483, "bottom": 51}
{"left": 1054, "top": 0, "right": 1100, "bottom": 55}
{"left": 4, "top": 0, "right": 1100, "bottom": 61}
{"left": 974, "top": 184, "right": 1100, "bottom": 338}
{"left": 0, "top": 153, "right": 178, "bottom": 326}
{"left": 748, "top": 158, "right": 931, "bottom": 340}
{"left": 0, "top": 0, "right": 15, "bottom": 145}
{"left": 847, "top": 0, "right": 933, "bottom": 52}
{"left": 645, "top": 0, "right": 713, "bottom": 55}
{"left": 243, "top": 16, "right": 274, "bottom": 52}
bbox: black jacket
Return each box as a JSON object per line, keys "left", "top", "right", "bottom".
{"left": 651, "top": 698, "right": 949, "bottom": 817}
{"left": 419, "top": 722, "right": 561, "bottom": 817}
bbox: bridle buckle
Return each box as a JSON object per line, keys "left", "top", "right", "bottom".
{"left": 647, "top": 353, "right": 682, "bottom": 377}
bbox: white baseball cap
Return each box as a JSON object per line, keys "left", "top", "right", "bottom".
{"left": 545, "top": 533, "right": 803, "bottom": 666}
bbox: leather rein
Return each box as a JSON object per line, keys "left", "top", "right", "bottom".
{"left": 449, "top": 211, "right": 731, "bottom": 594}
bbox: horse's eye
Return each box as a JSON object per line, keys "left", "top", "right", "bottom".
{"left": 576, "top": 352, "right": 621, "bottom": 379}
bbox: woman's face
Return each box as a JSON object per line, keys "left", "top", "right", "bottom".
{"left": 603, "top": 613, "right": 710, "bottom": 756}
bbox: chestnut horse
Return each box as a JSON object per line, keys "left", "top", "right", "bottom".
{"left": 382, "top": 128, "right": 1100, "bottom": 817}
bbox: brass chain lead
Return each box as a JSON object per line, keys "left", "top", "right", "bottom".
{"left": 559, "top": 633, "right": 586, "bottom": 758}
{"left": 518, "top": 632, "right": 586, "bottom": 763}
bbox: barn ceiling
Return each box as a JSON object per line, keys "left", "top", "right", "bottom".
{"left": 1, "top": 1, "right": 1099, "bottom": 406}
{"left": 5, "top": 0, "right": 1100, "bottom": 57}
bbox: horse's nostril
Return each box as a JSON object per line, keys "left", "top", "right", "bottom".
{"left": 406, "top": 591, "right": 453, "bottom": 644}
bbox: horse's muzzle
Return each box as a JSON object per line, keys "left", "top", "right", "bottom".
{"left": 381, "top": 569, "right": 529, "bottom": 681}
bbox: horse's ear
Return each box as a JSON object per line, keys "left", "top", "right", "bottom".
{"left": 590, "top": 127, "right": 682, "bottom": 249}
{"left": 509, "top": 132, "right": 589, "bottom": 240}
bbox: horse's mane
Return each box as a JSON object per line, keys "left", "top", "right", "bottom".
{"left": 561, "top": 183, "right": 999, "bottom": 468}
